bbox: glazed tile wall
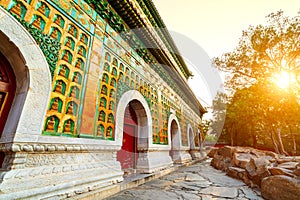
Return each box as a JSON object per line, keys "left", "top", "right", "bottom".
{"left": 0, "top": 0, "right": 201, "bottom": 146}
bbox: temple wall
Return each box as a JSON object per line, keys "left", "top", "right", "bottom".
{"left": 0, "top": 0, "right": 204, "bottom": 198}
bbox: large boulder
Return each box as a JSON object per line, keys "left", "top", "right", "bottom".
{"left": 211, "top": 154, "right": 232, "bottom": 171}
{"left": 245, "top": 157, "right": 271, "bottom": 187}
{"left": 261, "top": 175, "right": 300, "bottom": 200}
{"left": 207, "top": 147, "right": 218, "bottom": 158}
{"left": 277, "top": 156, "right": 300, "bottom": 164}
{"left": 293, "top": 163, "right": 300, "bottom": 176}
{"left": 219, "top": 146, "right": 236, "bottom": 159}
{"left": 268, "top": 167, "right": 295, "bottom": 177}
{"left": 277, "top": 161, "right": 298, "bottom": 170}
{"left": 227, "top": 166, "right": 247, "bottom": 181}
{"left": 232, "top": 152, "right": 254, "bottom": 169}
{"left": 210, "top": 145, "right": 300, "bottom": 196}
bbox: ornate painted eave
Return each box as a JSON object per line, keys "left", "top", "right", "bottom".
{"left": 106, "top": 0, "right": 206, "bottom": 114}
{"left": 137, "top": 0, "right": 192, "bottom": 78}
{"left": 107, "top": 0, "right": 192, "bottom": 78}
{"left": 84, "top": 0, "right": 206, "bottom": 115}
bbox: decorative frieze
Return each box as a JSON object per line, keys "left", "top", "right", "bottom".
{"left": 0, "top": 143, "right": 120, "bottom": 153}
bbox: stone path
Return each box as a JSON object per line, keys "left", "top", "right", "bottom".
{"left": 106, "top": 159, "right": 263, "bottom": 200}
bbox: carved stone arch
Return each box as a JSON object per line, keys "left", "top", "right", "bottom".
{"left": 115, "top": 90, "right": 152, "bottom": 148}
{"left": 0, "top": 7, "right": 51, "bottom": 142}
{"left": 197, "top": 128, "right": 203, "bottom": 149}
{"left": 167, "top": 114, "right": 181, "bottom": 160}
{"left": 187, "top": 124, "right": 195, "bottom": 149}
{"left": 168, "top": 113, "right": 193, "bottom": 163}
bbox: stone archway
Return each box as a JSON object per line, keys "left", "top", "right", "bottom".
{"left": 198, "top": 129, "right": 203, "bottom": 149}
{"left": 0, "top": 7, "right": 53, "bottom": 197}
{"left": 117, "top": 100, "right": 149, "bottom": 174}
{"left": 0, "top": 7, "right": 51, "bottom": 143}
{"left": 169, "top": 119, "right": 180, "bottom": 161}
{"left": 0, "top": 52, "right": 16, "bottom": 136}
{"left": 167, "top": 113, "right": 193, "bottom": 163}
{"left": 188, "top": 126, "right": 195, "bottom": 149}
{"left": 167, "top": 114, "right": 181, "bottom": 163}
{"left": 187, "top": 125, "right": 197, "bottom": 160}
{"left": 115, "top": 90, "right": 152, "bottom": 173}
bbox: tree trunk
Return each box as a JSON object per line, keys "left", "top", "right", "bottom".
{"left": 276, "top": 128, "right": 289, "bottom": 156}
{"left": 270, "top": 131, "right": 280, "bottom": 154}
{"left": 234, "top": 128, "right": 238, "bottom": 146}
{"left": 251, "top": 123, "right": 257, "bottom": 148}
{"left": 252, "top": 133, "right": 257, "bottom": 148}
{"left": 230, "top": 123, "right": 234, "bottom": 146}
{"left": 230, "top": 129, "right": 234, "bottom": 146}
{"left": 290, "top": 126, "right": 297, "bottom": 156}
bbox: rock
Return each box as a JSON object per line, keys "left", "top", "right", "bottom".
{"left": 245, "top": 157, "right": 271, "bottom": 187}
{"left": 211, "top": 155, "right": 232, "bottom": 171}
{"left": 277, "top": 162, "right": 298, "bottom": 170}
{"left": 209, "top": 145, "right": 300, "bottom": 194}
{"left": 293, "top": 165, "right": 300, "bottom": 176}
{"left": 264, "top": 151, "right": 279, "bottom": 159}
{"left": 211, "top": 154, "right": 224, "bottom": 170}
{"left": 232, "top": 152, "right": 253, "bottom": 169}
{"left": 207, "top": 147, "right": 218, "bottom": 158}
{"left": 268, "top": 167, "right": 295, "bottom": 177}
{"left": 219, "top": 146, "right": 236, "bottom": 159}
{"left": 277, "top": 156, "right": 300, "bottom": 164}
{"left": 227, "top": 167, "right": 247, "bottom": 181}
{"left": 261, "top": 175, "right": 300, "bottom": 200}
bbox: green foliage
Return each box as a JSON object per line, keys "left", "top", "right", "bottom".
{"left": 201, "top": 119, "right": 211, "bottom": 135}
{"left": 213, "top": 10, "right": 300, "bottom": 155}
{"left": 204, "top": 134, "right": 217, "bottom": 142}
{"left": 214, "top": 10, "right": 300, "bottom": 92}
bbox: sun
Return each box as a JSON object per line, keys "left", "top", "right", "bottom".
{"left": 272, "top": 71, "right": 295, "bottom": 89}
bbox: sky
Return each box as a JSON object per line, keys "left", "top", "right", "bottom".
{"left": 152, "top": 0, "right": 299, "bottom": 58}
{"left": 151, "top": 0, "right": 300, "bottom": 110}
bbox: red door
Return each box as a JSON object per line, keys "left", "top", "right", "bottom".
{"left": 117, "top": 104, "right": 138, "bottom": 174}
{"left": 0, "top": 52, "right": 16, "bottom": 136}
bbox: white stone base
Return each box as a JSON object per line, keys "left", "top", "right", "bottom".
{"left": 137, "top": 150, "right": 173, "bottom": 173}
{"left": 172, "top": 150, "right": 192, "bottom": 164}
{"left": 0, "top": 151, "right": 124, "bottom": 199}
{"left": 190, "top": 149, "right": 207, "bottom": 160}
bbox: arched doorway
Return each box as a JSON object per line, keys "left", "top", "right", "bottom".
{"left": 198, "top": 129, "right": 203, "bottom": 149}
{"left": 0, "top": 51, "right": 16, "bottom": 167}
{"left": 117, "top": 103, "right": 138, "bottom": 174}
{"left": 117, "top": 99, "right": 148, "bottom": 174}
{"left": 169, "top": 120, "right": 180, "bottom": 161}
{"left": 188, "top": 127, "right": 196, "bottom": 159}
{"left": 0, "top": 52, "right": 16, "bottom": 136}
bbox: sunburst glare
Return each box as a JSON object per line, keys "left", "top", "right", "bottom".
{"left": 272, "top": 71, "right": 295, "bottom": 89}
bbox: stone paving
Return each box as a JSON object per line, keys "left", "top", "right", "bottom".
{"left": 106, "top": 159, "right": 263, "bottom": 200}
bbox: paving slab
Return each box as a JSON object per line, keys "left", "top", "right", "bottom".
{"left": 200, "top": 186, "right": 238, "bottom": 198}
{"left": 106, "top": 159, "right": 263, "bottom": 200}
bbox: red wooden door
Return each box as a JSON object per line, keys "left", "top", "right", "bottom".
{"left": 0, "top": 52, "right": 16, "bottom": 136}
{"left": 117, "top": 104, "right": 138, "bottom": 173}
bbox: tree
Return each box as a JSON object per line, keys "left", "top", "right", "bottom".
{"left": 213, "top": 11, "right": 300, "bottom": 155}
{"left": 214, "top": 10, "right": 300, "bottom": 93}
{"left": 201, "top": 119, "right": 211, "bottom": 136}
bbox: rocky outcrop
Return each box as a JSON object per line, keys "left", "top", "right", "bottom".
{"left": 261, "top": 175, "right": 300, "bottom": 200}
{"left": 209, "top": 146, "right": 300, "bottom": 200}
